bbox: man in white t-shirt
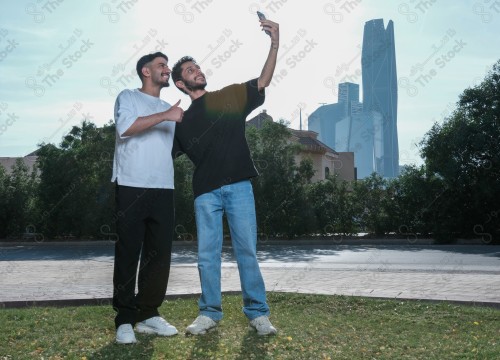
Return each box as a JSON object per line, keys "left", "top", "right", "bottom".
{"left": 111, "top": 52, "right": 183, "bottom": 344}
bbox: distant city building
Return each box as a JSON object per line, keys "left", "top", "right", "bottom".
{"left": 362, "top": 18, "right": 399, "bottom": 177}
{"left": 247, "top": 111, "right": 355, "bottom": 182}
{"left": 308, "top": 18, "right": 399, "bottom": 178}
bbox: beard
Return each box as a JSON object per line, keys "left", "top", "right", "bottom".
{"left": 183, "top": 77, "right": 207, "bottom": 92}
{"left": 154, "top": 73, "right": 170, "bottom": 88}
{"left": 159, "top": 76, "right": 170, "bottom": 88}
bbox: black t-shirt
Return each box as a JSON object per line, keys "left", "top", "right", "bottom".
{"left": 173, "top": 78, "right": 265, "bottom": 198}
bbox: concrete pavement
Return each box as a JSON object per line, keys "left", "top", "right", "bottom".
{"left": 1, "top": 241, "right": 499, "bottom": 308}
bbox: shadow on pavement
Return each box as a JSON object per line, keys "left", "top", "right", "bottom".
{"left": 1, "top": 241, "right": 498, "bottom": 263}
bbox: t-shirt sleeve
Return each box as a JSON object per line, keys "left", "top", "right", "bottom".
{"left": 114, "top": 90, "right": 137, "bottom": 139}
{"left": 245, "top": 78, "right": 265, "bottom": 114}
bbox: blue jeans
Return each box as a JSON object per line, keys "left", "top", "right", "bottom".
{"left": 194, "top": 180, "right": 270, "bottom": 321}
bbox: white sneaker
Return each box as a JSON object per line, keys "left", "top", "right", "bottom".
{"left": 249, "top": 316, "right": 277, "bottom": 336}
{"left": 116, "top": 324, "right": 137, "bottom": 344}
{"left": 135, "top": 316, "right": 178, "bottom": 336}
{"left": 185, "top": 315, "right": 218, "bottom": 335}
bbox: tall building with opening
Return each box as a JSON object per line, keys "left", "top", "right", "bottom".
{"left": 362, "top": 19, "right": 399, "bottom": 177}
{"left": 308, "top": 19, "right": 399, "bottom": 178}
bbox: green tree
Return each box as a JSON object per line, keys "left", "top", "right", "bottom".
{"left": 0, "top": 160, "right": 38, "bottom": 238}
{"left": 306, "top": 175, "right": 357, "bottom": 236}
{"left": 246, "top": 120, "right": 315, "bottom": 238}
{"left": 0, "top": 165, "right": 7, "bottom": 236}
{"left": 420, "top": 60, "right": 500, "bottom": 242}
{"left": 173, "top": 155, "right": 196, "bottom": 241}
{"left": 387, "top": 165, "right": 448, "bottom": 240}
{"left": 35, "top": 120, "right": 115, "bottom": 239}
{"left": 351, "top": 173, "right": 391, "bottom": 235}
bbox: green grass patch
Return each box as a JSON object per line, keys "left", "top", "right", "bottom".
{"left": 1, "top": 293, "right": 499, "bottom": 359}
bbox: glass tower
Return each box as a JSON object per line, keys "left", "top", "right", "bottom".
{"left": 308, "top": 18, "right": 399, "bottom": 179}
{"left": 362, "top": 19, "right": 399, "bottom": 177}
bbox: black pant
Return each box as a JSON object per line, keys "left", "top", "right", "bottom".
{"left": 112, "top": 185, "right": 175, "bottom": 328}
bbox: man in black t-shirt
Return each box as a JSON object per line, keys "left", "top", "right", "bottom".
{"left": 171, "top": 17, "right": 280, "bottom": 336}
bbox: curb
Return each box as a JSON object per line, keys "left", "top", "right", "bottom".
{"left": 2, "top": 291, "right": 499, "bottom": 310}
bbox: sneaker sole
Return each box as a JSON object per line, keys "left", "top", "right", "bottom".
{"left": 249, "top": 325, "right": 278, "bottom": 336}
{"left": 135, "top": 324, "right": 178, "bottom": 337}
{"left": 116, "top": 338, "right": 137, "bottom": 344}
{"left": 185, "top": 325, "right": 217, "bottom": 335}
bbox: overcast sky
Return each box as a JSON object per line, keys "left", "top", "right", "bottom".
{"left": 1, "top": 0, "right": 499, "bottom": 166}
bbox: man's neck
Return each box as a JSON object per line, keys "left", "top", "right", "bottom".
{"left": 140, "top": 83, "right": 161, "bottom": 98}
{"left": 189, "top": 89, "right": 207, "bottom": 101}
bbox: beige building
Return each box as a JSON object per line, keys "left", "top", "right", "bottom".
{"left": 0, "top": 151, "right": 38, "bottom": 175}
{"left": 291, "top": 130, "right": 355, "bottom": 182}
{"left": 247, "top": 111, "right": 356, "bottom": 182}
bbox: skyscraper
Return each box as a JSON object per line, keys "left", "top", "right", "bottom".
{"left": 308, "top": 19, "right": 399, "bottom": 179}
{"left": 362, "top": 19, "right": 399, "bottom": 178}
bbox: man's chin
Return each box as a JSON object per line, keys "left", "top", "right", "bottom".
{"left": 190, "top": 82, "right": 207, "bottom": 91}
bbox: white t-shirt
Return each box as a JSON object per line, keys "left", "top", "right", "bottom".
{"left": 111, "top": 89, "right": 175, "bottom": 189}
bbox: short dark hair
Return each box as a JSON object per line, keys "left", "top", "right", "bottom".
{"left": 172, "top": 56, "right": 197, "bottom": 93}
{"left": 136, "top": 52, "right": 168, "bottom": 81}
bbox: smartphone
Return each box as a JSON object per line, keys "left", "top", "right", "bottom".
{"left": 257, "top": 11, "right": 271, "bottom": 35}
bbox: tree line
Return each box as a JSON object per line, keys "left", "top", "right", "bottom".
{"left": 1, "top": 61, "right": 499, "bottom": 243}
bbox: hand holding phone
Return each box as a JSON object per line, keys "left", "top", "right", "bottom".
{"left": 257, "top": 11, "right": 271, "bottom": 36}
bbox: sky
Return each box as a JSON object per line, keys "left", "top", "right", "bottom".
{"left": 0, "top": 0, "right": 499, "bottom": 167}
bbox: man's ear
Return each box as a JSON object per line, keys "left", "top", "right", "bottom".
{"left": 175, "top": 80, "right": 186, "bottom": 91}
{"left": 141, "top": 66, "right": 151, "bottom": 79}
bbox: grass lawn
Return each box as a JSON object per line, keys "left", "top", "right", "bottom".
{"left": 0, "top": 293, "right": 499, "bottom": 359}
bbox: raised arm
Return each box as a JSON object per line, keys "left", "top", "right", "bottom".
{"left": 257, "top": 19, "right": 280, "bottom": 91}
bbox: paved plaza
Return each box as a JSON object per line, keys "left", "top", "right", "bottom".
{"left": 1, "top": 241, "right": 499, "bottom": 308}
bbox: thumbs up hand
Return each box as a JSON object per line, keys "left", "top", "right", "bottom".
{"left": 165, "top": 99, "right": 184, "bottom": 123}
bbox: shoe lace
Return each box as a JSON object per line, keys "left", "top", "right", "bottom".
{"left": 253, "top": 317, "right": 270, "bottom": 328}
{"left": 153, "top": 317, "right": 170, "bottom": 325}
{"left": 195, "top": 316, "right": 211, "bottom": 326}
